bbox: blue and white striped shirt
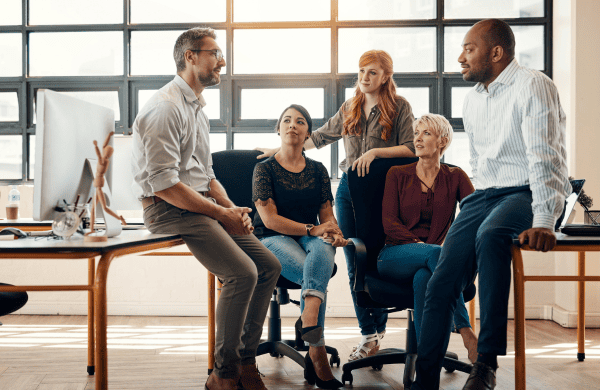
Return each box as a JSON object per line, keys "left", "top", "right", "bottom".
{"left": 463, "top": 59, "right": 571, "bottom": 230}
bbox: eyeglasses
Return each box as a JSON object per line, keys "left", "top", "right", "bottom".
{"left": 190, "top": 49, "right": 224, "bottom": 62}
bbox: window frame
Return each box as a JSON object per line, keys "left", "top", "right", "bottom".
{"left": 0, "top": 0, "right": 553, "bottom": 184}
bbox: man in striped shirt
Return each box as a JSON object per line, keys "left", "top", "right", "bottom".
{"left": 411, "top": 19, "right": 571, "bottom": 390}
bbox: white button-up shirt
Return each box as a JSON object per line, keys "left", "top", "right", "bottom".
{"left": 131, "top": 75, "right": 215, "bottom": 200}
{"left": 463, "top": 59, "right": 571, "bottom": 230}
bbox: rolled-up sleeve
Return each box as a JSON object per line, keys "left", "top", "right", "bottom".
{"left": 139, "top": 101, "right": 183, "bottom": 193}
{"left": 310, "top": 103, "right": 345, "bottom": 149}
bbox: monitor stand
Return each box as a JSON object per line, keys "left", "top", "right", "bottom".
{"left": 83, "top": 158, "right": 122, "bottom": 240}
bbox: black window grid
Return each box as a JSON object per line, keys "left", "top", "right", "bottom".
{"left": 0, "top": 0, "right": 553, "bottom": 183}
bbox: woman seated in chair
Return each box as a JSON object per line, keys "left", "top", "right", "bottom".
{"left": 379, "top": 113, "right": 479, "bottom": 363}
{"left": 252, "top": 104, "right": 346, "bottom": 389}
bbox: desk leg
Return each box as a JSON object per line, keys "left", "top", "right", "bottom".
{"left": 512, "top": 246, "right": 526, "bottom": 390}
{"left": 469, "top": 299, "right": 476, "bottom": 334}
{"left": 94, "top": 253, "right": 115, "bottom": 390}
{"left": 578, "top": 251, "right": 586, "bottom": 362}
{"left": 88, "top": 257, "right": 96, "bottom": 375}
{"left": 208, "top": 272, "right": 216, "bottom": 375}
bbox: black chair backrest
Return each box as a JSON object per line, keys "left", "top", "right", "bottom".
{"left": 211, "top": 150, "right": 267, "bottom": 221}
{"left": 348, "top": 157, "right": 419, "bottom": 270}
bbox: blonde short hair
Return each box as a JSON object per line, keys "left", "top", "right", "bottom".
{"left": 413, "top": 114, "right": 454, "bottom": 156}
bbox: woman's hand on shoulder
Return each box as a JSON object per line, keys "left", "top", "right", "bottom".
{"left": 255, "top": 147, "right": 280, "bottom": 159}
{"left": 351, "top": 149, "right": 378, "bottom": 177}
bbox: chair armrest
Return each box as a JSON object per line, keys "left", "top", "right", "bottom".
{"left": 347, "top": 238, "right": 367, "bottom": 293}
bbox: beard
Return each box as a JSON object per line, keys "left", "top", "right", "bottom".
{"left": 198, "top": 68, "right": 220, "bottom": 87}
{"left": 462, "top": 52, "right": 493, "bottom": 83}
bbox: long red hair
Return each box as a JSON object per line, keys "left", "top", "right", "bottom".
{"left": 343, "top": 50, "right": 398, "bottom": 141}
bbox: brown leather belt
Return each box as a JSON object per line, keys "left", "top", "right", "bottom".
{"left": 142, "top": 192, "right": 208, "bottom": 210}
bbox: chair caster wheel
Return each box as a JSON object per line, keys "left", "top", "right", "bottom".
{"left": 329, "top": 354, "right": 340, "bottom": 367}
{"left": 372, "top": 364, "right": 383, "bottom": 371}
{"left": 269, "top": 352, "right": 281, "bottom": 358}
{"left": 444, "top": 367, "right": 456, "bottom": 373}
{"left": 341, "top": 371, "right": 353, "bottom": 385}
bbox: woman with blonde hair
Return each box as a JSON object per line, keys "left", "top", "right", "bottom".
{"left": 257, "top": 50, "right": 416, "bottom": 361}
{"left": 379, "top": 113, "right": 478, "bottom": 362}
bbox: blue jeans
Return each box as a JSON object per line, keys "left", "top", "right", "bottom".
{"left": 377, "top": 243, "right": 471, "bottom": 344}
{"left": 413, "top": 186, "right": 534, "bottom": 390}
{"left": 260, "top": 235, "right": 336, "bottom": 347}
{"left": 337, "top": 173, "right": 388, "bottom": 335}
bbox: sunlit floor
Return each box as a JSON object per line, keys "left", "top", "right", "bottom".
{"left": 0, "top": 315, "right": 598, "bottom": 389}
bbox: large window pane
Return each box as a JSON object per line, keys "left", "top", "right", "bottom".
{"left": 29, "top": 135, "right": 36, "bottom": 180}
{"left": 30, "top": 32, "right": 123, "bottom": 76}
{"left": 0, "top": 34, "right": 22, "bottom": 77}
{"left": 0, "top": 92, "right": 19, "bottom": 122}
{"left": 445, "top": 0, "right": 544, "bottom": 19}
{"left": 0, "top": 0, "right": 21, "bottom": 25}
{"left": 209, "top": 133, "right": 226, "bottom": 153}
{"left": 234, "top": 0, "right": 329, "bottom": 22}
{"left": 233, "top": 133, "right": 331, "bottom": 173}
{"left": 30, "top": 0, "right": 123, "bottom": 25}
{"left": 339, "top": 28, "right": 436, "bottom": 73}
{"left": 346, "top": 87, "right": 429, "bottom": 118}
{"left": 32, "top": 90, "right": 121, "bottom": 124}
{"left": 443, "top": 132, "right": 472, "bottom": 177}
{"left": 451, "top": 87, "right": 472, "bottom": 118}
{"left": 241, "top": 89, "right": 324, "bottom": 120}
{"left": 234, "top": 29, "right": 330, "bottom": 74}
{"left": 398, "top": 87, "right": 430, "bottom": 118}
{"left": 339, "top": 0, "right": 435, "bottom": 21}
{"left": 0, "top": 135, "right": 22, "bottom": 180}
{"left": 131, "top": 30, "right": 226, "bottom": 76}
{"left": 131, "top": 0, "right": 226, "bottom": 23}
{"left": 138, "top": 89, "right": 220, "bottom": 120}
{"left": 445, "top": 26, "right": 545, "bottom": 72}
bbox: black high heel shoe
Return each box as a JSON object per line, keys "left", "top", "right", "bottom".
{"left": 304, "top": 352, "right": 343, "bottom": 389}
{"left": 295, "top": 316, "right": 323, "bottom": 347}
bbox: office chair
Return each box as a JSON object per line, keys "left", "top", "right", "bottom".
{"left": 0, "top": 283, "right": 29, "bottom": 325}
{"left": 340, "top": 157, "right": 475, "bottom": 388}
{"left": 211, "top": 149, "right": 341, "bottom": 369}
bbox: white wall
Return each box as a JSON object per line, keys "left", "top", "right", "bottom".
{"left": 551, "top": 0, "right": 600, "bottom": 328}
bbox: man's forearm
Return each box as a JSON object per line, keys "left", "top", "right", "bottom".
{"left": 207, "top": 179, "right": 236, "bottom": 208}
{"left": 154, "top": 182, "right": 225, "bottom": 220}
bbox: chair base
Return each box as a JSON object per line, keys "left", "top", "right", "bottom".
{"left": 341, "top": 348, "right": 472, "bottom": 387}
{"left": 255, "top": 290, "right": 340, "bottom": 369}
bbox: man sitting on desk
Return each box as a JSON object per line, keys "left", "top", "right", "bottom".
{"left": 131, "top": 28, "right": 281, "bottom": 390}
{"left": 411, "top": 19, "right": 571, "bottom": 390}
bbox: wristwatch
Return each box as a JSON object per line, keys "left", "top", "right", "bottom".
{"left": 305, "top": 224, "right": 315, "bottom": 236}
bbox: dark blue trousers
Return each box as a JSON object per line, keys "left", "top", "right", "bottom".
{"left": 413, "top": 186, "right": 534, "bottom": 390}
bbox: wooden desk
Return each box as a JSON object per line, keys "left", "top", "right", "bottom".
{"left": 511, "top": 234, "right": 600, "bottom": 390}
{"left": 0, "top": 231, "right": 188, "bottom": 390}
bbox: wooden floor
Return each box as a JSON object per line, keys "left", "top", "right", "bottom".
{"left": 0, "top": 315, "right": 598, "bottom": 390}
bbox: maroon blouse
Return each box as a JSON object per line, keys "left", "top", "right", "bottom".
{"left": 382, "top": 162, "right": 475, "bottom": 246}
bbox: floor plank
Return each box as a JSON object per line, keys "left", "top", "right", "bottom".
{"left": 0, "top": 315, "right": 598, "bottom": 389}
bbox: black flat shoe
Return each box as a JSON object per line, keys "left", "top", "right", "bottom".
{"left": 295, "top": 316, "right": 323, "bottom": 346}
{"left": 462, "top": 362, "right": 496, "bottom": 390}
{"left": 304, "top": 353, "right": 343, "bottom": 389}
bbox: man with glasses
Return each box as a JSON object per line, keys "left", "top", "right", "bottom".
{"left": 131, "top": 27, "right": 281, "bottom": 390}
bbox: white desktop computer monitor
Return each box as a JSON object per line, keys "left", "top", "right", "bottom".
{"left": 33, "top": 89, "right": 121, "bottom": 237}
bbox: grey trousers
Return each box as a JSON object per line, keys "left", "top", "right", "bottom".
{"left": 143, "top": 201, "right": 281, "bottom": 379}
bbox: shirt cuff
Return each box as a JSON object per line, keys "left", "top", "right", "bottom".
{"left": 149, "top": 170, "right": 180, "bottom": 193}
{"left": 310, "top": 132, "right": 326, "bottom": 149}
{"left": 532, "top": 213, "right": 556, "bottom": 230}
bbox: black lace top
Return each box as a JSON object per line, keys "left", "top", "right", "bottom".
{"left": 251, "top": 156, "right": 334, "bottom": 239}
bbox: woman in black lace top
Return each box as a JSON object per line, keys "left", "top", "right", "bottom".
{"left": 252, "top": 104, "right": 346, "bottom": 389}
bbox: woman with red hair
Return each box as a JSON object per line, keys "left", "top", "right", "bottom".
{"left": 257, "top": 50, "right": 415, "bottom": 361}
